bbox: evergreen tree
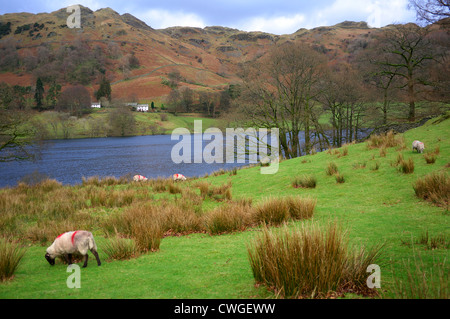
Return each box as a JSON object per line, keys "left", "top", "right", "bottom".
{"left": 34, "top": 78, "right": 44, "bottom": 111}
{"left": 96, "top": 77, "right": 112, "bottom": 102}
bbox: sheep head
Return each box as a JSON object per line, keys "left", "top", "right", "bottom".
{"left": 45, "top": 253, "right": 56, "bottom": 266}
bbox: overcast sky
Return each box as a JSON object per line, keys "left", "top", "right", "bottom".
{"left": 1, "top": 0, "right": 418, "bottom": 34}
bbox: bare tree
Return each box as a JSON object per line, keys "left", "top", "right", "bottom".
{"left": 238, "top": 43, "right": 328, "bottom": 158}
{"left": 0, "top": 111, "right": 41, "bottom": 162}
{"left": 108, "top": 102, "right": 136, "bottom": 137}
{"left": 374, "top": 24, "right": 434, "bottom": 121}
{"left": 57, "top": 85, "right": 92, "bottom": 117}
{"left": 409, "top": 0, "right": 450, "bottom": 24}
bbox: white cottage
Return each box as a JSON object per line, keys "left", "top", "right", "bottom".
{"left": 91, "top": 103, "right": 101, "bottom": 108}
{"left": 136, "top": 104, "right": 149, "bottom": 112}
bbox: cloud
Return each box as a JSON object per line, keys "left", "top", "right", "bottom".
{"left": 137, "top": 9, "right": 207, "bottom": 29}
{"left": 238, "top": 13, "right": 307, "bottom": 34}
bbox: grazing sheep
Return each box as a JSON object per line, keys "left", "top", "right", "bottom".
{"left": 45, "top": 231, "right": 101, "bottom": 267}
{"left": 173, "top": 173, "right": 187, "bottom": 182}
{"left": 412, "top": 140, "right": 425, "bottom": 153}
{"left": 133, "top": 174, "right": 148, "bottom": 182}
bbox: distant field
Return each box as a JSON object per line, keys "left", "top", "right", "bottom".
{"left": 34, "top": 109, "right": 225, "bottom": 139}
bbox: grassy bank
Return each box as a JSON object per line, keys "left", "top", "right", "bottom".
{"left": 34, "top": 109, "right": 225, "bottom": 140}
{"left": 0, "top": 115, "right": 448, "bottom": 299}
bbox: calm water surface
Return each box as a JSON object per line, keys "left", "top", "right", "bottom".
{"left": 0, "top": 135, "right": 247, "bottom": 188}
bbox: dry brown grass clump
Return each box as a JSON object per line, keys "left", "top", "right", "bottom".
{"left": 413, "top": 171, "right": 450, "bottom": 209}
{"left": 0, "top": 238, "right": 27, "bottom": 282}
{"left": 204, "top": 202, "right": 254, "bottom": 235}
{"left": 326, "top": 162, "right": 339, "bottom": 176}
{"left": 247, "top": 222, "right": 383, "bottom": 298}
{"left": 367, "top": 130, "right": 405, "bottom": 150}
{"left": 195, "top": 181, "right": 232, "bottom": 201}
{"left": 398, "top": 158, "right": 415, "bottom": 174}
{"left": 292, "top": 175, "right": 317, "bottom": 189}
{"left": 253, "top": 196, "right": 316, "bottom": 225}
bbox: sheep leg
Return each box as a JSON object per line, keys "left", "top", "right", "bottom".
{"left": 91, "top": 249, "right": 102, "bottom": 266}
{"left": 82, "top": 254, "right": 88, "bottom": 268}
{"left": 65, "top": 254, "right": 73, "bottom": 265}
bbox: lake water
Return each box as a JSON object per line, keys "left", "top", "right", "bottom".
{"left": 0, "top": 134, "right": 249, "bottom": 188}
{"left": 0, "top": 129, "right": 371, "bottom": 188}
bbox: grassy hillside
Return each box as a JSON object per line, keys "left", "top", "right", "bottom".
{"left": 34, "top": 109, "right": 225, "bottom": 139}
{"left": 0, "top": 115, "right": 448, "bottom": 299}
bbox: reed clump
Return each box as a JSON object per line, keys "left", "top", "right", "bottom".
{"left": 413, "top": 171, "right": 449, "bottom": 208}
{"left": 247, "top": 222, "right": 383, "bottom": 298}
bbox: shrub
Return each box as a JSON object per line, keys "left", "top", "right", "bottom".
{"left": 292, "top": 175, "right": 317, "bottom": 189}
{"left": 398, "top": 158, "right": 414, "bottom": 174}
{"left": 247, "top": 223, "right": 383, "bottom": 298}
{"left": 413, "top": 171, "right": 449, "bottom": 208}
{"left": 0, "top": 238, "right": 27, "bottom": 282}
{"left": 326, "top": 162, "right": 339, "bottom": 176}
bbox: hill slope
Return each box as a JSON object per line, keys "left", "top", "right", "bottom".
{"left": 0, "top": 115, "right": 448, "bottom": 299}
{"left": 0, "top": 6, "right": 383, "bottom": 101}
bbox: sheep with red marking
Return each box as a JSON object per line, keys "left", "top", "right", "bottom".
{"left": 412, "top": 140, "right": 425, "bottom": 153}
{"left": 45, "top": 231, "right": 101, "bottom": 267}
{"left": 172, "top": 173, "right": 187, "bottom": 182}
{"left": 133, "top": 174, "right": 148, "bottom": 182}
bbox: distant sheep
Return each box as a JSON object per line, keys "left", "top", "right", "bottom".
{"left": 45, "top": 231, "right": 101, "bottom": 267}
{"left": 173, "top": 173, "right": 187, "bottom": 182}
{"left": 412, "top": 140, "right": 425, "bottom": 153}
{"left": 133, "top": 174, "right": 148, "bottom": 182}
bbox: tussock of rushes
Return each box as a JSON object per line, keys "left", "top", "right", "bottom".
{"left": 82, "top": 175, "right": 131, "bottom": 186}
{"left": 168, "top": 183, "right": 182, "bottom": 194}
{"left": 120, "top": 203, "right": 164, "bottom": 252}
{"left": 0, "top": 238, "right": 27, "bottom": 282}
{"left": 413, "top": 171, "right": 449, "bottom": 208}
{"left": 284, "top": 196, "right": 316, "bottom": 220}
{"left": 253, "top": 197, "right": 289, "bottom": 225}
{"left": 370, "top": 162, "right": 380, "bottom": 171}
{"left": 292, "top": 175, "right": 317, "bottom": 189}
{"left": 395, "top": 153, "right": 404, "bottom": 166}
{"left": 103, "top": 236, "right": 139, "bottom": 260}
{"left": 424, "top": 153, "right": 437, "bottom": 164}
{"left": 253, "top": 196, "right": 316, "bottom": 225}
{"left": 391, "top": 254, "right": 448, "bottom": 299}
{"left": 367, "top": 130, "right": 404, "bottom": 149}
{"left": 326, "top": 162, "right": 339, "bottom": 176}
{"left": 398, "top": 158, "right": 415, "bottom": 174}
{"left": 247, "top": 223, "right": 383, "bottom": 298}
{"left": 335, "top": 173, "right": 345, "bottom": 184}
{"left": 204, "top": 203, "right": 253, "bottom": 235}
{"left": 196, "top": 181, "right": 232, "bottom": 201}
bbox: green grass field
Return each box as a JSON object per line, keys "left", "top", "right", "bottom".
{"left": 0, "top": 115, "right": 448, "bottom": 299}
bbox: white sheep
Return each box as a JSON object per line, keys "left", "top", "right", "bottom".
{"left": 45, "top": 231, "right": 101, "bottom": 267}
{"left": 172, "top": 173, "right": 187, "bottom": 182}
{"left": 133, "top": 174, "right": 148, "bottom": 182}
{"left": 412, "top": 140, "right": 425, "bottom": 153}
